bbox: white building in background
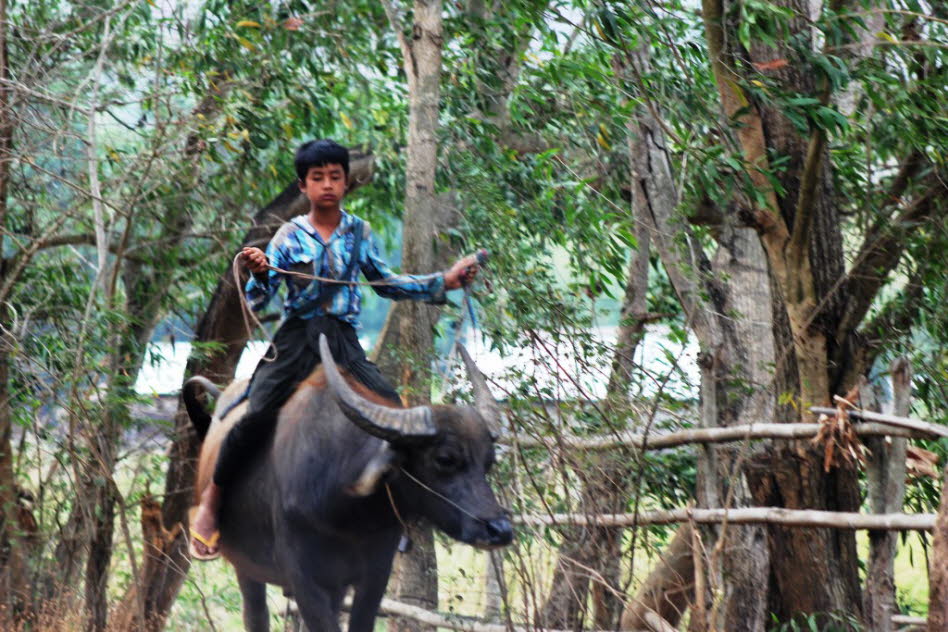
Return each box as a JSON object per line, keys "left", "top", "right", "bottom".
{"left": 135, "top": 326, "right": 699, "bottom": 402}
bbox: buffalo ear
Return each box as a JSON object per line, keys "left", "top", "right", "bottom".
{"left": 345, "top": 443, "right": 395, "bottom": 497}
{"left": 182, "top": 376, "right": 221, "bottom": 441}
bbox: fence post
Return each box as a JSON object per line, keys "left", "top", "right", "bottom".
{"left": 482, "top": 551, "right": 505, "bottom": 622}
{"left": 930, "top": 466, "right": 948, "bottom": 629}
{"left": 864, "top": 358, "right": 910, "bottom": 631}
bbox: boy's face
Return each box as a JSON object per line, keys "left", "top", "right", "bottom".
{"left": 300, "top": 163, "right": 347, "bottom": 212}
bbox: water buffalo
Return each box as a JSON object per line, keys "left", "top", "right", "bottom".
{"left": 183, "top": 334, "right": 512, "bottom": 632}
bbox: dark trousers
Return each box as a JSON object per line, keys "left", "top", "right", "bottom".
{"left": 213, "top": 315, "right": 399, "bottom": 486}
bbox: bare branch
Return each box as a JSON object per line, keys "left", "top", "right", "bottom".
{"left": 786, "top": 130, "right": 827, "bottom": 274}
{"left": 370, "top": 597, "right": 621, "bottom": 632}
{"left": 838, "top": 179, "right": 943, "bottom": 340}
{"left": 504, "top": 419, "right": 924, "bottom": 451}
{"left": 379, "top": 0, "right": 412, "bottom": 67}
{"left": 810, "top": 406, "right": 948, "bottom": 438}
{"left": 515, "top": 507, "right": 935, "bottom": 531}
{"left": 86, "top": 15, "right": 112, "bottom": 289}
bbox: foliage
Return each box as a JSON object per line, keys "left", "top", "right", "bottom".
{"left": 2, "top": 0, "right": 946, "bottom": 627}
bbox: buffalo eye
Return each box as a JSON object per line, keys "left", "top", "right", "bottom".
{"left": 434, "top": 452, "right": 460, "bottom": 472}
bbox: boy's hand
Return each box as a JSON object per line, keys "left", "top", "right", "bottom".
{"left": 241, "top": 247, "right": 270, "bottom": 275}
{"left": 444, "top": 253, "right": 479, "bottom": 290}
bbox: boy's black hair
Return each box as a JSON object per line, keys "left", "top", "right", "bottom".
{"left": 295, "top": 139, "right": 350, "bottom": 180}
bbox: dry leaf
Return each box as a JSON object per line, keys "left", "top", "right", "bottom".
{"left": 752, "top": 59, "right": 789, "bottom": 71}
{"left": 906, "top": 445, "right": 940, "bottom": 479}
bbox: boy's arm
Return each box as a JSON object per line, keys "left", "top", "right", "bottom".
{"left": 360, "top": 229, "right": 447, "bottom": 304}
{"left": 242, "top": 242, "right": 283, "bottom": 312}
{"left": 359, "top": 228, "right": 481, "bottom": 302}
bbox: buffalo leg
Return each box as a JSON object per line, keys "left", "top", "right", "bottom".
{"left": 237, "top": 573, "right": 269, "bottom": 632}
{"left": 348, "top": 531, "right": 399, "bottom": 632}
{"left": 286, "top": 577, "right": 342, "bottom": 632}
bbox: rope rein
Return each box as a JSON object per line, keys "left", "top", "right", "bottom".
{"left": 262, "top": 263, "right": 437, "bottom": 288}
{"left": 385, "top": 482, "right": 410, "bottom": 533}
{"left": 233, "top": 254, "right": 279, "bottom": 363}
{"left": 231, "top": 253, "right": 471, "bottom": 363}
{"left": 401, "top": 469, "right": 489, "bottom": 524}
{"left": 384, "top": 469, "right": 492, "bottom": 555}
{"left": 232, "top": 248, "right": 485, "bottom": 365}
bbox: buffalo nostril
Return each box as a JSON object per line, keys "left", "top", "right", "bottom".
{"left": 486, "top": 517, "right": 513, "bottom": 546}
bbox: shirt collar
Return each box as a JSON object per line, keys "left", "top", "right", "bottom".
{"left": 292, "top": 210, "right": 354, "bottom": 242}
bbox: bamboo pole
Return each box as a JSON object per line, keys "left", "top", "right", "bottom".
{"left": 354, "top": 597, "right": 925, "bottom": 632}
{"left": 502, "top": 421, "right": 920, "bottom": 451}
{"left": 372, "top": 597, "right": 619, "bottom": 632}
{"left": 513, "top": 508, "right": 935, "bottom": 531}
{"left": 810, "top": 406, "right": 948, "bottom": 438}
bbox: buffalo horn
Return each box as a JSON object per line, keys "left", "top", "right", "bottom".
{"left": 457, "top": 343, "right": 502, "bottom": 438}
{"left": 318, "top": 334, "right": 436, "bottom": 442}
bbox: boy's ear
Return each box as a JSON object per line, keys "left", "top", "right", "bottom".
{"left": 298, "top": 178, "right": 305, "bottom": 191}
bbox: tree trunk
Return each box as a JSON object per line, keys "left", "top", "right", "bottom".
{"left": 930, "top": 465, "right": 948, "bottom": 630}
{"left": 0, "top": 354, "right": 24, "bottom": 626}
{"left": 863, "top": 358, "right": 910, "bottom": 631}
{"left": 375, "top": 2, "right": 445, "bottom": 631}
{"left": 700, "top": 0, "right": 867, "bottom": 619}
{"left": 0, "top": 0, "right": 26, "bottom": 622}
{"left": 619, "top": 40, "right": 774, "bottom": 628}
{"left": 82, "top": 305, "right": 156, "bottom": 631}
{"left": 621, "top": 522, "right": 695, "bottom": 629}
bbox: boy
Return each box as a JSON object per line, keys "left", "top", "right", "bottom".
{"left": 189, "top": 139, "right": 479, "bottom": 560}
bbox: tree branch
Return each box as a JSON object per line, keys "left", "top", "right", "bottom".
{"left": 515, "top": 507, "right": 935, "bottom": 531}
{"left": 837, "top": 178, "right": 943, "bottom": 340}
{"left": 370, "top": 597, "right": 620, "bottom": 632}
{"left": 786, "top": 130, "right": 827, "bottom": 274}
{"left": 379, "top": 0, "right": 412, "bottom": 69}
{"left": 618, "top": 50, "right": 714, "bottom": 344}
{"left": 504, "top": 419, "right": 924, "bottom": 451}
{"left": 700, "top": 0, "right": 783, "bottom": 222}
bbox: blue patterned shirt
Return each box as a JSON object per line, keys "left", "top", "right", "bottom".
{"left": 245, "top": 211, "right": 446, "bottom": 326}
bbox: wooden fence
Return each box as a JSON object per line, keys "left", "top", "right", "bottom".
{"left": 377, "top": 385, "right": 941, "bottom": 631}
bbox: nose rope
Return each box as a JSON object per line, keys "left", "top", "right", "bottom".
{"left": 400, "top": 469, "right": 490, "bottom": 525}
{"left": 384, "top": 482, "right": 410, "bottom": 531}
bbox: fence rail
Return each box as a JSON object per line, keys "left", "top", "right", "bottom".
{"left": 513, "top": 507, "right": 935, "bottom": 530}
{"left": 363, "top": 596, "right": 925, "bottom": 632}
{"left": 502, "top": 404, "right": 948, "bottom": 450}
{"left": 502, "top": 420, "right": 924, "bottom": 451}
{"left": 369, "top": 405, "right": 937, "bottom": 631}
